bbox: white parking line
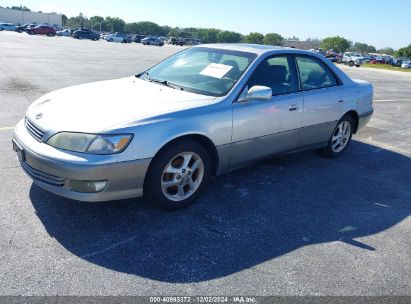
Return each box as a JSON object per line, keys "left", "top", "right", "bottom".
{"left": 374, "top": 99, "right": 411, "bottom": 102}
{"left": 0, "top": 127, "right": 14, "bottom": 131}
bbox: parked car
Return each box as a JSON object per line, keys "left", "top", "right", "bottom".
{"left": 13, "top": 45, "right": 373, "bottom": 210}
{"left": 57, "top": 29, "right": 71, "bottom": 36}
{"left": 142, "top": 36, "right": 164, "bottom": 46}
{"left": 370, "top": 57, "right": 386, "bottom": 64}
{"left": 27, "top": 25, "right": 56, "bottom": 36}
{"left": 401, "top": 61, "right": 411, "bottom": 68}
{"left": 15, "top": 24, "right": 29, "bottom": 33}
{"left": 311, "top": 48, "right": 326, "bottom": 56}
{"left": 132, "top": 34, "right": 146, "bottom": 43}
{"left": 342, "top": 52, "right": 363, "bottom": 67}
{"left": 72, "top": 29, "right": 99, "bottom": 40}
{"left": 391, "top": 59, "right": 403, "bottom": 67}
{"left": 0, "top": 22, "right": 17, "bottom": 31}
{"left": 185, "top": 38, "right": 201, "bottom": 45}
{"left": 168, "top": 37, "right": 185, "bottom": 46}
{"left": 24, "top": 24, "right": 38, "bottom": 33}
{"left": 105, "top": 32, "right": 131, "bottom": 43}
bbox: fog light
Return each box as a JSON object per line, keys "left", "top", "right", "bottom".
{"left": 69, "top": 180, "right": 107, "bottom": 193}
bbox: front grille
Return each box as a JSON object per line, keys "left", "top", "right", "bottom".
{"left": 21, "top": 162, "right": 65, "bottom": 187}
{"left": 25, "top": 118, "right": 46, "bottom": 141}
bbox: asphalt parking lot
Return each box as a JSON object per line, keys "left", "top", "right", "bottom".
{"left": 0, "top": 31, "right": 410, "bottom": 296}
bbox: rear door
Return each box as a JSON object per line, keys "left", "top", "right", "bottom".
{"left": 294, "top": 55, "right": 346, "bottom": 147}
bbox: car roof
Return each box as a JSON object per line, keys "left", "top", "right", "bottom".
{"left": 194, "top": 43, "right": 316, "bottom": 56}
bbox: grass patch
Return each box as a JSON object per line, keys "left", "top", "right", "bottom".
{"left": 362, "top": 63, "right": 411, "bottom": 72}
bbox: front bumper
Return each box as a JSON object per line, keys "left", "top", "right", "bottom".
{"left": 13, "top": 120, "right": 151, "bottom": 202}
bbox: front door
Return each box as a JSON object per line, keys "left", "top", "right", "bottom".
{"left": 231, "top": 55, "right": 304, "bottom": 168}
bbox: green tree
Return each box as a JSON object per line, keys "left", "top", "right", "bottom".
{"left": 217, "top": 31, "right": 242, "bottom": 43}
{"left": 395, "top": 44, "right": 411, "bottom": 58}
{"left": 320, "top": 36, "right": 351, "bottom": 53}
{"left": 62, "top": 14, "right": 68, "bottom": 26}
{"left": 124, "top": 21, "right": 161, "bottom": 35}
{"left": 195, "top": 28, "right": 220, "bottom": 43}
{"left": 65, "top": 13, "right": 89, "bottom": 29}
{"left": 377, "top": 47, "right": 394, "bottom": 55}
{"left": 167, "top": 27, "right": 180, "bottom": 38}
{"left": 160, "top": 25, "right": 171, "bottom": 36}
{"left": 105, "top": 16, "right": 125, "bottom": 33}
{"left": 11, "top": 5, "right": 30, "bottom": 11}
{"left": 263, "top": 33, "right": 284, "bottom": 45}
{"left": 243, "top": 32, "right": 264, "bottom": 44}
{"left": 124, "top": 22, "right": 139, "bottom": 34}
{"left": 366, "top": 45, "right": 376, "bottom": 53}
{"left": 306, "top": 37, "right": 322, "bottom": 49}
{"left": 351, "top": 42, "right": 369, "bottom": 53}
{"left": 90, "top": 16, "right": 105, "bottom": 32}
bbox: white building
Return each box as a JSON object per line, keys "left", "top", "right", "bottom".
{"left": 0, "top": 7, "right": 62, "bottom": 27}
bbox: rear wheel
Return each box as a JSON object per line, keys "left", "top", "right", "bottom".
{"left": 28, "top": 30, "right": 35, "bottom": 35}
{"left": 47, "top": 32, "right": 54, "bottom": 37}
{"left": 145, "top": 139, "right": 211, "bottom": 210}
{"left": 348, "top": 61, "right": 354, "bottom": 67}
{"left": 320, "top": 115, "right": 355, "bottom": 158}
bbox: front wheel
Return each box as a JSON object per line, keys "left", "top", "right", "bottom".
{"left": 348, "top": 61, "right": 354, "bottom": 67}
{"left": 145, "top": 139, "right": 211, "bottom": 210}
{"left": 320, "top": 115, "right": 355, "bottom": 158}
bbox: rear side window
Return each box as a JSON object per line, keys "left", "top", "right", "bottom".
{"left": 295, "top": 56, "right": 338, "bottom": 91}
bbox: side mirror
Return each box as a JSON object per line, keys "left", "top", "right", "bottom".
{"left": 238, "top": 86, "right": 272, "bottom": 102}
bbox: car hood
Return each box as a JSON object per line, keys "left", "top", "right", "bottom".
{"left": 25, "top": 77, "right": 216, "bottom": 133}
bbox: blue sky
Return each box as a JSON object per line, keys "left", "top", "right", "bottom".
{"left": 2, "top": 0, "right": 410, "bottom": 49}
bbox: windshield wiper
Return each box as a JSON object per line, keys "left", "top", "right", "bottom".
{"left": 139, "top": 70, "right": 184, "bottom": 91}
{"left": 150, "top": 78, "right": 184, "bottom": 91}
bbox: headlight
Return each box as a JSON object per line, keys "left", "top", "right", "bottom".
{"left": 46, "top": 132, "right": 133, "bottom": 154}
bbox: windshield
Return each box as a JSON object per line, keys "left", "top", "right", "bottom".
{"left": 139, "top": 47, "right": 257, "bottom": 97}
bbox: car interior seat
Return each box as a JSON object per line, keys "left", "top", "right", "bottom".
{"left": 305, "top": 70, "right": 327, "bottom": 89}
{"left": 223, "top": 60, "right": 241, "bottom": 80}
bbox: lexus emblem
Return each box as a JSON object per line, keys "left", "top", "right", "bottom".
{"left": 35, "top": 113, "right": 43, "bottom": 119}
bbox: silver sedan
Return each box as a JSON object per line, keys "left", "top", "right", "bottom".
{"left": 13, "top": 44, "right": 373, "bottom": 209}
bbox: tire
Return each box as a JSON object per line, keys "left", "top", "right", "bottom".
{"left": 356, "top": 64, "right": 361, "bottom": 68}
{"left": 144, "top": 139, "right": 211, "bottom": 210}
{"left": 147, "top": 42, "right": 150, "bottom": 45}
{"left": 47, "top": 32, "right": 54, "bottom": 37}
{"left": 109, "top": 38, "right": 113, "bottom": 42}
{"left": 78, "top": 36, "right": 82, "bottom": 40}
{"left": 348, "top": 61, "right": 354, "bottom": 67}
{"left": 320, "top": 115, "right": 355, "bottom": 158}
{"left": 28, "top": 30, "right": 34, "bottom": 35}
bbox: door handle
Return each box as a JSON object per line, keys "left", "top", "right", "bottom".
{"left": 289, "top": 104, "right": 299, "bottom": 111}
{"left": 338, "top": 99, "right": 345, "bottom": 103}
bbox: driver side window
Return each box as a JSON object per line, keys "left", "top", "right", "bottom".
{"left": 248, "top": 55, "right": 298, "bottom": 96}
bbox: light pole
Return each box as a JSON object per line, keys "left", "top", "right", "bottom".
{"left": 99, "top": 20, "right": 104, "bottom": 33}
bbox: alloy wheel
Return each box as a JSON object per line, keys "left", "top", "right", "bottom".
{"left": 161, "top": 152, "right": 204, "bottom": 202}
{"left": 331, "top": 121, "right": 351, "bottom": 153}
